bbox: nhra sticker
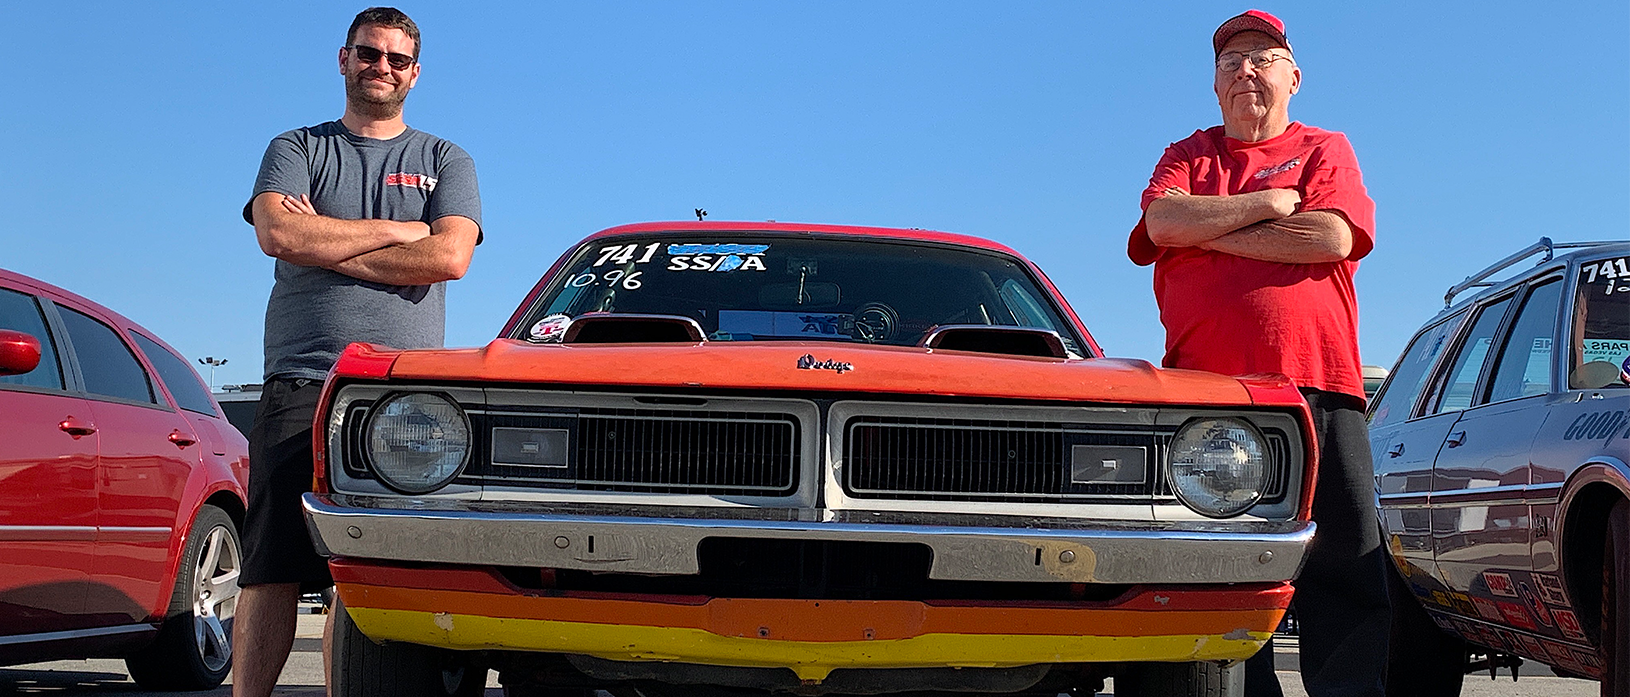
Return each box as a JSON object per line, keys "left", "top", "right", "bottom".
{"left": 527, "top": 314, "right": 571, "bottom": 343}
{"left": 666, "top": 243, "right": 770, "bottom": 273}
{"left": 1553, "top": 608, "right": 1589, "bottom": 641}
{"left": 1470, "top": 596, "right": 1504, "bottom": 622}
{"left": 1518, "top": 582, "right": 1555, "bottom": 628}
{"left": 1482, "top": 571, "right": 1519, "bottom": 598}
{"left": 1535, "top": 574, "right": 1570, "bottom": 606}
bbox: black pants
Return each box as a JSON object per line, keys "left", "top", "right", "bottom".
{"left": 240, "top": 377, "right": 333, "bottom": 592}
{"left": 1245, "top": 389, "right": 1391, "bottom": 697}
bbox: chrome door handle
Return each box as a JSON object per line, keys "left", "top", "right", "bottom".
{"left": 168, "top": 431, "right": 198, "bottom": 448}
{"left": 1446, "top": 431, "right": 1468, "bottom": 448}
{"left": 1387, "top": 443, "right": 1406, "bottom": 458}
{"left": 59, "top": 418, "right": 97, "bottom": 437}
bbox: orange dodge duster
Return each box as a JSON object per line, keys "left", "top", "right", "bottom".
{"left": 302, "top": 222, "right": 1317, "bottom": 697}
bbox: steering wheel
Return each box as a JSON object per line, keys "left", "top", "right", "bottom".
{"left": 851, "top": 303, "right": 899, "bottom": 343}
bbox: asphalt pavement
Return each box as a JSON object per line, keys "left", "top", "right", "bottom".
{"left": 0, "top": 616, "right": 1600, "bottom": 696}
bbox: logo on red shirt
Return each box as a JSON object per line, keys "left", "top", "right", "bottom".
{"left": 385, "top": 172, "right": 438, "bottom": 193}
{"left": 1252, "top": 157, "right": 1301, "bottom": 180}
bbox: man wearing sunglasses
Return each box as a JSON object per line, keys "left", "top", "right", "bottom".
{"left": 1126, "top": 10, "right": 1388, "bottom": 697}
{"left": 236, "top": 7, "right": 481, "bottom": 696}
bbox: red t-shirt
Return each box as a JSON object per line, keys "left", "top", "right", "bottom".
{"left": 1127, "top": 122, "right": 1376, "bottom": 399}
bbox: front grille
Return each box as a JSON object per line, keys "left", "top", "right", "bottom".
{"left": 844, "top": 416, "right": 1167, "bottom": 503}
{"left": 843, "top": 416, "right": 1291, "bottom": 504}
{"left": 459, "top": 407, "right": 799, "bottom": 495}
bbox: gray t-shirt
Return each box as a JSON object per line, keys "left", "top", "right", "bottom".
{"left": 245, "top": 121, "right": 482, "bottom": 381}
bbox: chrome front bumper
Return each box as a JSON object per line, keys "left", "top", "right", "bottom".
{"left": 303, "top": 493, "right": 1313, "bottom": 585}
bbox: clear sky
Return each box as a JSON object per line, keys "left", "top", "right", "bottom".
{"left": 1, "top": 1, "right": 1625, "bottom": 389}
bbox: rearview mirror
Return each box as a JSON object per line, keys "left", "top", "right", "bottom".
{"left": 0, "top": 329, "right": 43, "bottom": 377}
{"left": 759, "top": 282, "right": 841, "bottom": 309}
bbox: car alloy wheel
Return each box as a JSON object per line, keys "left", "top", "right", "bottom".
{"left": 191, "top": 522, "right": 241, "bottom": 672}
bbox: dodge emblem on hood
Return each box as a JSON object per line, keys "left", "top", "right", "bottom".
{"left": 796, "top": 354, "right": 854, "bottom": 374}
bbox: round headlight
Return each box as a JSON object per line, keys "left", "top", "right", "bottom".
{"left": 1167, "top": 417, "right": 1268, "bottom": 518}
{"left": 365, "top": 393, "right": 471, "bottom": 494}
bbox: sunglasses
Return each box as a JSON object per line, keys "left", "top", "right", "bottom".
{"left": 346, "top": 44, "right": 415, "bottom": 71}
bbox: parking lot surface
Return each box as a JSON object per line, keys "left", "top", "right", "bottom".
{"left": 0, "top": 617, "right": 1598, "bottom": 696}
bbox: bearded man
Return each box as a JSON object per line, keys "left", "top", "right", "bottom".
{"left": 1127, "top": 10, "right": 1389, "bottom": 697}
{"left": 234, "top": 7, "right": 481, "bottom": 696}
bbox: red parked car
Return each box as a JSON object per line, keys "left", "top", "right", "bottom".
{"left": 0, "top": 268, "right": 249, "bottom": 690}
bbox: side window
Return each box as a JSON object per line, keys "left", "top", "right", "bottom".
{"left": 1487, "top": 279, "right": 1563, "bottom": 402}
{"left": 1370, "top": 312, "right": 1465, "bottom": 427}
{"left": 129, "top": 331, "right": 217, "bottom": 415}
{"left": 58, "top": 307, "right": 156, "bottom": 404}
{"left": 0, "top": 288, "right": 66, "bottom": 390}
{"left": 1571, "top": 255, "right": 1630, "bottom": 389}
{"left": 1430, "top": 296, "right": 1514, "bottom": 415}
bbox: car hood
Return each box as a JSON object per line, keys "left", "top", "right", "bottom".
{"left": 368, "top": 339, "right": 1283, "bottom": 408}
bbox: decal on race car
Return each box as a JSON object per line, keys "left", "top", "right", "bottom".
{"left": 593, "top": 242, "right": 664, "bottom": 267}
{"left": 1470, "top": 596, "right": 1504, "bottom": 622}
{"left": 1497, "top": 601, "right": 1536, "bottom": 630}
{"left": 1515, "top": 633, "right": 1552, "bottom": 662}
{"left": 665, "top": 243, "right": 771, "bottom": 273}
{"left": 1580, "top": 256, "right": 1630, "bottom": 290}
{"left": 1535, "top": 573, "right": 1570, "bottom": 606}
{"left": 1431, "top": 590, "right": 1452, "bottom": 609}
{"left": 1449, "top": 591, "right": 1478, "bottom": 615}
{"left": 1430, "top": 614, "right": 1457, "bottom": 632}
{"left": 719, "top": 310, "right": 854, "bottom": 340}
{"left": 1573, "top": 648, "right": 1604, "bottom": 673}
{"left": 1562, "top": 408, "right": 1630, "bottom": 442}
{"left": 527, "top": 314, "right": 572, "bottom": 343}
{"left": 1517, "top": 582, "right": 1555, "bottom": 628}
{"left": 564, "top": 269, "right": 645, "bottom": 291}
{"left": 1482, "top": 571, "right": 1518, "bottom": 597}
{"left": 1552, "top": 608, "right": 1589, "bottom": 641}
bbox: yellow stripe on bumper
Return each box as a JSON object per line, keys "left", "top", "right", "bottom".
{"left": 345, "top": 606, "right": 1271, "bottom": 682}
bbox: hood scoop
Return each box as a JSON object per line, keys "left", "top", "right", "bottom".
{"left": 560, "top": 313, "right": 706, "bottom": 344}
{"left": 920, "top": 325, "right": 1069, "bottom": 359}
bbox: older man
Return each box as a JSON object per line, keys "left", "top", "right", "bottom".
{"left": 234, "top": 7, "right": 481, "bottom": 696}
{"left": 1127, "top": 10, "right": 1389, "bottom": 697}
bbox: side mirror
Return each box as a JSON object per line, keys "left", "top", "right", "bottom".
{"left": 0, "top": 329, "right": 43, "bottom": 377}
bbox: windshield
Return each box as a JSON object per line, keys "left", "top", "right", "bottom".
{"left": 515, "top": 234, "right": 1085, "bottom": 354}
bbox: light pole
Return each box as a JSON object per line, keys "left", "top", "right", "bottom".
{"left": 198, "top": 357, "right": 228, "bottom": 391}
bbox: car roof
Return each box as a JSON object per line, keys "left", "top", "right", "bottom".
{"left": 579, "top": 221, "right": 1028, "bottom": 258}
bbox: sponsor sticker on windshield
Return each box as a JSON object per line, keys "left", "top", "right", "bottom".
{"left": 527, "top": 314, "right": 571, "bottom": 343}
{"left": 666, "top": 243, "right": 770, "bottom": 273}
{"left": 718, "top": 310, "right": 854, "bottom": 340}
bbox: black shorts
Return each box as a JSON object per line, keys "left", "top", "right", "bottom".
{"left": 241, "top": 377, "right": 333, "bottom": 591}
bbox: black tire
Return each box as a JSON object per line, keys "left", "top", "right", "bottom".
{"left": 1601, "top": 497, "right": 1629, "bottom": 697}
{"left": 126, "top": 504, "right": 240, "bottom": 690}
{"left": 332, "top": 597, "right": 488, "bottom": 697}
{"left": 1116, "top": 660, "right": 1243, "bottom": 697}
{"left": 1383, "top": 561, "right": 1465, "bottom": 696}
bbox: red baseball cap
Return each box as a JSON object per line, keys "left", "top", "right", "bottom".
{"left": 1213, "top": 10, "right": 1291, "bottom": 56}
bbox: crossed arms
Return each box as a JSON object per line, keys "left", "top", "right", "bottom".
{"left": 1143, "top": 188, "right": 1354, "bottom": 264}
{"left": 251, "top": 192, "right": 478, "bottom": 285}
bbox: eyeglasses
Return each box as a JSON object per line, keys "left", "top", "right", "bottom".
{"left": 346, "top": 44, "right": 416, "bottom": 71}
{"left": 1216, "top": 49, "right": 1294, "bottom": 73}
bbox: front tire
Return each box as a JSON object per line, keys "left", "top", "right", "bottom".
{"left": 1602, "top": 497, "right": 1629, "bottom": 696}
{"left": 1116, "top": 660, "right": 1243, "bottom": 697}
{"left": 126, "top": 504, "right": 240, "bottom": 690}
{"left": 332, "top": 597, "right": 487, "bottom": 697}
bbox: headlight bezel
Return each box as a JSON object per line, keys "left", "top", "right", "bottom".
{"left": 361, "top": 390, "right": 473, "bottom": 495}
{"left": 1165, "top": 416, "right": 1271, "bottom": 519}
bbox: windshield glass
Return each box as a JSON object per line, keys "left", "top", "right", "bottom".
{"left": 515, "top": 234, "right": 1085, "bottom": 354}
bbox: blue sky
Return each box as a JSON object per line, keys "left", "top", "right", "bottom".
{"left": 1, "top": 1, "right": 1625, "bottom": 389}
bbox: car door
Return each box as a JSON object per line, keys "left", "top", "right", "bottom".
{"left": 1371, "top": 309, "right": 1468, "bottom": 582}
{"left": 1430, "top": 277, "right": 1564, "bottom": 634}
{"left": 53, "top": 303, "right": 203, "bottom": 625}
{"left": 0, "top": 286, "right": 99, "bottom": 637}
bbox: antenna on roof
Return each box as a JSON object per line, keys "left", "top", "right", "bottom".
{"left": 694, "top": 208, "right": 707, "bottom": 221}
